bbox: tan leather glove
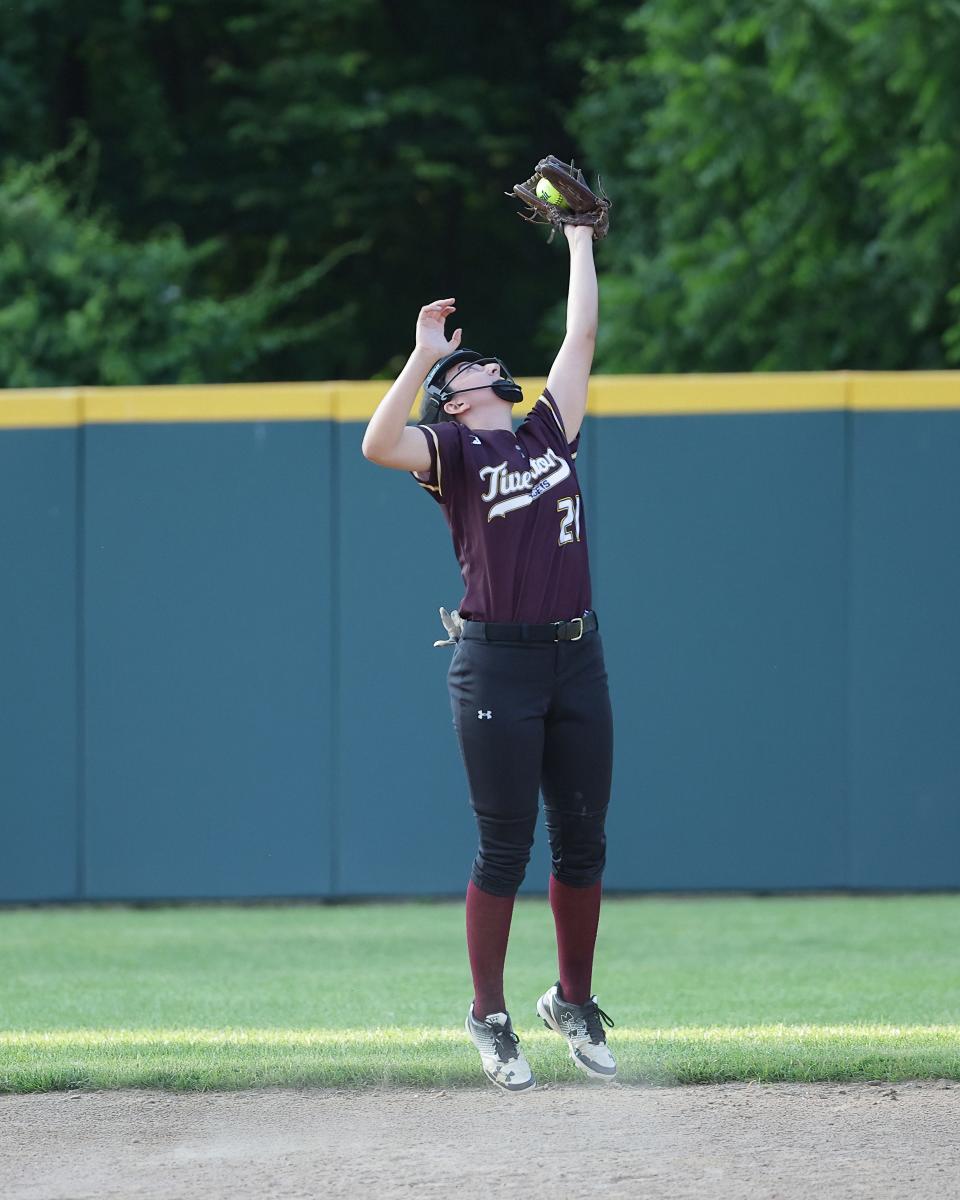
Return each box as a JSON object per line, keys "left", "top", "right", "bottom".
{"left": 433, "top": 606, "right": 464, "bottom": 647}
{"left": 507, "top": 154, "right": 611, "bottom": 242}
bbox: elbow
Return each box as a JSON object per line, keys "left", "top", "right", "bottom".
{"left": 361, "top": 435, "right": 379, "bottom": 462}
{"left": 568, "top": 326, "right": 597, "bottom": 343}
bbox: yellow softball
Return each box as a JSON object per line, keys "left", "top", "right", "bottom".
{"left": 535, "top": 178, "right": 570, "bottom": 209}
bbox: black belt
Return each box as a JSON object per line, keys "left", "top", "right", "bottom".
{"left": 461, "top": 610, "right": 599, "bottom": 643}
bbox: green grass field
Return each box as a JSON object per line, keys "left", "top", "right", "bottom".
{"left": 1, "top": 895, "right": 958, "bottom": 1092}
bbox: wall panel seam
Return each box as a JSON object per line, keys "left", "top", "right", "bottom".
{"left": 840, "top": 373, "right": 854, "bottom": 888}
{"left": 75, "top": 421, "right": 87, "bottom": 899}
{"left": 329, "top": 397, "right": 341, "bottom": 899}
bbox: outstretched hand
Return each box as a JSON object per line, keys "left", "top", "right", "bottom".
{"left": 416, "top": 298, "right": 463, "bottom": 359}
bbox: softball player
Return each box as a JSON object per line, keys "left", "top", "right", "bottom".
{"left": 361, "top": 224, "right": 615, "bottom": 1093}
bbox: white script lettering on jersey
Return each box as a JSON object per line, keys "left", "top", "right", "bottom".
{"left": 478, "top": 448, "right": 571, "bottom": 521}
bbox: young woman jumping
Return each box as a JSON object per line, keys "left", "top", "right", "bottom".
{"left": 361, "top": 224, "right": 615, "bottom": 1093}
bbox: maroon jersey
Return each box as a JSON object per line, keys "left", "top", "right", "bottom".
{"left": 409, "top": 387, "right": 592, "bottom": 623}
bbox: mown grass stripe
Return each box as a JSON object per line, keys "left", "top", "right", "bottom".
{"left": 2, "top": 1024, "right": 958, "bottom": 1092}
{"left": 2, "top": 1023, "right": 958, "bottom": 1046}
{"left": 3, "top": 897, "right": 957, "bottom": 1091}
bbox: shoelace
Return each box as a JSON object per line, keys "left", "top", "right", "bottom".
{"left": 580, "top": 999, "right": 615, "bottom": 1045}
{"left": 485, "top": 1019, "right": 521, "bottom": 1062}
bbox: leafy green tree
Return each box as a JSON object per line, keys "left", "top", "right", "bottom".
{"left": 10, "top": 0, "right": 956, "bottom": 379}
{"left": 0, "top": 139, "right": 366, "bottom": 385}
{"left": 571, "top": 0, "right": 960, "bottom": 371}
{"left": 0, "top": 0, "right": 602, "bottom": 381}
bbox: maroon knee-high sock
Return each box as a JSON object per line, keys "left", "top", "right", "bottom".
{"left": 549, "top": 875, "right": 603, "bottom": 1005}
{"left": 465, "top": 879, "right": 516, "bottom": 1019}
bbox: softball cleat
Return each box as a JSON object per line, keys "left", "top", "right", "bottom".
{"left": 465, "top": 1003, "right": 537, "bottom": 1093}
{"left": 536, "top": 981, "right": 617, "bottom": 1080}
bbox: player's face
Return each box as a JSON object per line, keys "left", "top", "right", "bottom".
{"left": 443, "top": 360, "right": 503, "bottom": 392}
{"left": 441, "top": 358, "right": 513, "bottom": 427}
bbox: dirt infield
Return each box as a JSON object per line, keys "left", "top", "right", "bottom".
{"left": 3, "top": 1080, "right": 957, "bottom": 1199}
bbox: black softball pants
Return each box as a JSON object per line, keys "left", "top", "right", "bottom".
{"left": 446, "top": 627, "right": 614, "bottom": 898}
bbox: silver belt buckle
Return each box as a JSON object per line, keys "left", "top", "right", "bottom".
{"left": 568, "top": 616, "right": 584, "bottom": 641}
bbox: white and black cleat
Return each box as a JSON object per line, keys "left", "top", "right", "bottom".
{"left": 465, "top": 1003, "right": 537, "bottom": 1093}
{"left": 536, "top": 981, "right": 617, "bottom": 1080}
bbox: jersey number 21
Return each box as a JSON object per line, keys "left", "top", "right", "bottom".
{"left": 557, "top": 494, "right": 581, "bottom": 545}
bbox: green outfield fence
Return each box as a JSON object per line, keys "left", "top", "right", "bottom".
{"left": 1, "top": 373, "right": 958, "bottom": 902}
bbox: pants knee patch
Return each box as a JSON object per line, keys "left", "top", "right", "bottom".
{"left": 544, "top": 804, "right": 608, "bottom": 886}
{"left": 471, "top": 857, "right": 526, "bottom": 898}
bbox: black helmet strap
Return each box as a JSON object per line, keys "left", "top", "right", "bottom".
{"left": 419, "top": 348, "right": 523, "bottom": 423}
{"left": 443, "top": 380, "right": 523, "bottom": 404}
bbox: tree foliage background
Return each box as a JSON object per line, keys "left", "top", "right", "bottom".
{"left": 2, "top": 0, "right": 959, "bottom": 385}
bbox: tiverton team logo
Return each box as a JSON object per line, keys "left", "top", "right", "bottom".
{"left": 478, "top": 448, "right": 571, "bottom": 521}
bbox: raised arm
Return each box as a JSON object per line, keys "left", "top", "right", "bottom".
{"left": 545, "top": 226, "right": 598, "bottom": 444}
{"left": 361, "top": 298, "right": 462, "bottom": 470}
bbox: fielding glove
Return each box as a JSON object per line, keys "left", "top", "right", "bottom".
{"left": 507, "top": 154, "right": 611, "bottom": 243}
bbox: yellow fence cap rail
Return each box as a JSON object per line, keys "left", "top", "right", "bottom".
{"left": 2, "top": 371, "right": 960, "bottom": 428}
{"left": 0, "top": 388, "right": 83, "bottom": 429}
{"left": 82, "top": 382, "right": 337, "bottom": 424}
{"left": 849, "top": 372, "right": 960, "bottom": 410}
{"left": 587, "top": 373, "right": 850, "bottom": 415}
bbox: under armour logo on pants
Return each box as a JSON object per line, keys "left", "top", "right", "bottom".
{"left": 477, "top": 709, "right": 492, "bottom": 719}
